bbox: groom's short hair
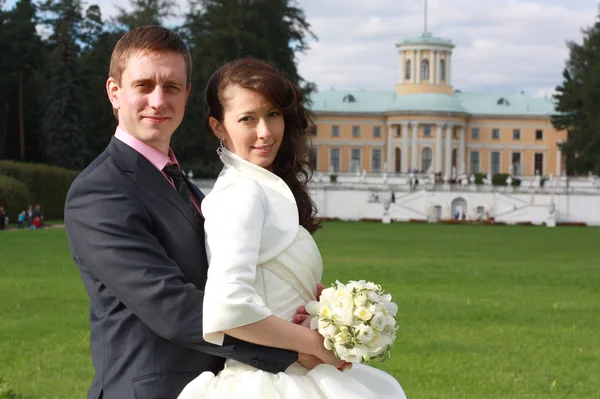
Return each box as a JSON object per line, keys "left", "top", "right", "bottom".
{"left": 109, "top": 25, "right": 192, "bottom": 88}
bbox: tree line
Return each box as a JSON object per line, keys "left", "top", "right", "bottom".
{"left": 1, "top": 0, "right": 600, "bottom": 176}
{"left": 0, "top": 0, "right": 315, "bottom": 175}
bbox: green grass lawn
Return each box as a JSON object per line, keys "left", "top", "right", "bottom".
{"left": 1, "top": 223, "right": 599, "bottom": 398}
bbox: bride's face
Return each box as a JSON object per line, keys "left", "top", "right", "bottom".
{"left": 209, "top": 84, "right": 284, "bottom": 170}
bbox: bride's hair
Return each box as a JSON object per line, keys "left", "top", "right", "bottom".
{"left": 204, "top": 57, "right": 321, "bottom": 234}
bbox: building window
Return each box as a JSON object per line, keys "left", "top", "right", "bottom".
{"left": 331, "top": 125, "right": 340, "bottom": 137}
{"left": 471, "top": 128, "right": 480, "bottom": 139}
{"left": 395, "top": 148, "right": 401, "bottom": 173}
{"left": 511, "top": 152, "right": 521, "bottom": 176}
{"left": 396, "top": 125, "right": 402, "bottom": 137}
{"left": 423, "top": 125, "right": 432, "bottom": 137}
{"left": 421, "top": 59, "right": 430, "bottom": 80}
{"left": 373, "top": 126, "right": 381, "bottom": 138}
{"left": 453, "top": 127, "right": 458, "bottom": 139}
{"left": 371, "top": 149, "right": 382, "bottom": 173}
{"left": 350, "top": 148, "right": 361, "bottom": 173}
{"left": 470, "top": 151, "right": 480, "bottom": 174}
{"left": 421, "top": 147, "right": 432, "bottom": 172}
{"left": 440, "top": 59, "right": 446, "bottom": 81}
{"left": 309, "top": 148, "right": 318, "bottom": 169}
{"left": 492, "top": 129, "right": 500, "bottom": 140}
{"left": 310, "top": 125, "right": 317, "bottom": 136}
{"left": 513, "top": 129, "right": 521, "bottom": 140}
{"left": 534, "top": 153, "right": 544, "bottom": 176}
{"left": 536, "top": 129, "right": 543, "bottom": 140}
{"left": 330, "top": 148, "right": 340, "bottom": 173}
{"left": 491, "top": 151, "right": 501, "bottom": 175}
{"left": 405, "top": 59, "right": 411, "bottom": 80}
{"left": 352, "top": 126, "right": 360, "bottom": 138}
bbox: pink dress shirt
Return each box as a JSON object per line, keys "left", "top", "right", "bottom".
{"left": 114, "top": 127, "right": 201, "bottom": 215}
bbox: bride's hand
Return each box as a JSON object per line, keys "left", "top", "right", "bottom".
{"left": 309, "top": 331, "right": 350, "bottom": 370}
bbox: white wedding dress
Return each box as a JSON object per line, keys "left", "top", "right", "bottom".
{"left": 178, "top": 150, "right": 407, "bottom": 399}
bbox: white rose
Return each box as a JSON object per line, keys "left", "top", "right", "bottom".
{"left": 356, "top": 325, "right": 376, "bottom": 343}
{"left": 364, "top": 282, "right": 380, "bottom": 291}
{"left": 371, "top": 333, "right": 394, "bottom": 348}
{"left": 371, "top": 312, "right": 387, "bottom": 331}
{"left": 367, "top": 291, "right": 380, "bottom": 303}
{"left": 384, "top": 301, "right": 398, "bottom": 316}
{"left": 345, "top": 345, "right": 371, "bottom": 363}
{"left": 354, "top": 292, "right": 368, "bottom": 307}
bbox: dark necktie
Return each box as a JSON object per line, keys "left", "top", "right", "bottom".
{"left": 163, "top": 164, "right": 202, "bottom": 222}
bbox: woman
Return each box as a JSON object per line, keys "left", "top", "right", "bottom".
{"left": 179, "top": 58, "right": 406, "bottom": 399}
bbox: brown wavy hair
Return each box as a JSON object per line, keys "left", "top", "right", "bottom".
{"left": 204, "top": 57, "right": 321, "bottom": 234}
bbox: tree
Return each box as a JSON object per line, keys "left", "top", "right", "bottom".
{"left": 552, "top": 14, "right": 600, "bottom": 176}
{"left": 39, "top": 0, "right": 88, "bottom": 169}
{"left": 79, "top": 6, "right": 121, "bottom": 160}
{"left": 115, "top": 0, "right": 177, "bottom": 30}
{"left": 177, "top": 0, "right": 316, "bottom": 176}
{"left": 4, "top": 0, "right": 44, "bottom": 161}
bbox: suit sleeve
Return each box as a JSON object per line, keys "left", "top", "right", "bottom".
{"left": 64, "top": 172, "right": 297, "bottom": 373}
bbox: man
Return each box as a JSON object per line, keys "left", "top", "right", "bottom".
{"left": 65, "top": 26, "right": 316, "bottom": 399}
{"left": 0, "top": 205, "right": 7, "bottom": 230}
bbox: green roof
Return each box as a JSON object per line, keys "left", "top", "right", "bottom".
{"left": 396, "top": 32, "right": 454, "bottom": 47}
{"left": 308, "top": 90, "right": 557, "bottom": 117}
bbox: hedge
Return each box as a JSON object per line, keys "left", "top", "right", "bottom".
{"left": 0, "top": 161, "right": 80, "bottom": 220}
{"left": 492, "top": 173, "right": 522, "bottom": 187}
{"left": 0, "top": 175, "right": 31, "bottom": 220}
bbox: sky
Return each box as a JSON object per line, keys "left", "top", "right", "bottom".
{"left": 5, "top": 0, "right": 597, "bottom": 96}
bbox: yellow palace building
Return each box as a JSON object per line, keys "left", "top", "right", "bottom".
{"left": 307, "top": 30, "right": 567, "bottom": 180}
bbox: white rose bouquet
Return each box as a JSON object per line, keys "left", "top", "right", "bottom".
{"left": 305, "top": 280, "right": 399, "bottom": 364}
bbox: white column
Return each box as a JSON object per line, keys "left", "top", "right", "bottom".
{"left": 402, "top": 123, "right": 409, "bottom": 173}
{"left": 416, "top": 50, "right": 421, "bottom": 83}
{"left": 398, "top": 51, "right": 405, "bottom": 84}
{"left": 447, "top": 52, "right": 452, "bottom": 86}
{"left": 411, "top": 123, "right": 419, "bottom": 171}
{"left": 556, "top": 147, "right": 562, "bottom": 176}
{"left": 435, "top": 124, "right": 443, "bottom": 173}
{"left": 411, "top": 50, "right": 416, "bottom": 84}
{"left": 445, "top": 124, "right": 452, "bottom": 178}
{"left": 432, "top": 51, "right": 437, "bottom": 85}
{"left": 387, "top": 123, "right": 393, "bottom": 172}
{"left": 458, "top": 125, "right": 465, "bottom": 175}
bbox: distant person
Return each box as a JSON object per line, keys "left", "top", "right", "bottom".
{"left": 0, "top": 206, "right": 7, "bottom": 230}
{"left": 17, "top": 211, "right": 26, "bottom": 230}
{"left": 33, "top": 204, "right": 44, "bottom": 227}
{"left": 26, "top": 205, "right": 33, "bottom": 227}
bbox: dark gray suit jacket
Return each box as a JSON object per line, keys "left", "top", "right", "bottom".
{"left": 65, "top": 138, "right": 297, "bottom": 399}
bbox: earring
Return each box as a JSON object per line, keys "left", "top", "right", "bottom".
{"left": 216, "top": 137, "right": 225, "bottom": 157}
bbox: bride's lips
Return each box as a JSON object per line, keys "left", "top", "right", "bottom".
{"left": 252, "top": 144, "right": 274, "bottom": 154}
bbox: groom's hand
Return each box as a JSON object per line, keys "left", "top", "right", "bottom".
{"left": 292, "top": 283, "right": 324, "bottom": 327}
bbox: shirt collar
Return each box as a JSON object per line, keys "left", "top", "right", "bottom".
{"left": 114, "top": 126, "right": 179, "bottom": 171}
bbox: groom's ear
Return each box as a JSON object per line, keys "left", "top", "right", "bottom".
{"left": 106, "top": 77, "right": 121, "bottom": 111}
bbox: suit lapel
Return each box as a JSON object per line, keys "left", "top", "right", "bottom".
{"left": 107, "top": 138, "right": 204, "bottom": 235}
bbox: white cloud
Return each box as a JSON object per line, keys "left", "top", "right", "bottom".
{"left": 296, "top": 0, "right": 595, "bottom": 94}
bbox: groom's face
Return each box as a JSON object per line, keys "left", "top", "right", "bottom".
{"left": 107, "top": 51, "right": 191, "bottom": 153}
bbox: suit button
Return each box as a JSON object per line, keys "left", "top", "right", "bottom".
{"left": 258, "top": 361, "right": 266, "bottom": 369}
{"left": 251, "top": 360, "right": 259, "bottom": 367}
{"left": 264, "top": 364, "right": 272, "bottom": 372}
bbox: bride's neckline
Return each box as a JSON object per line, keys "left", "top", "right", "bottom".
{"left": 219, "top": 148, "right": 296, "bottom": 202}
